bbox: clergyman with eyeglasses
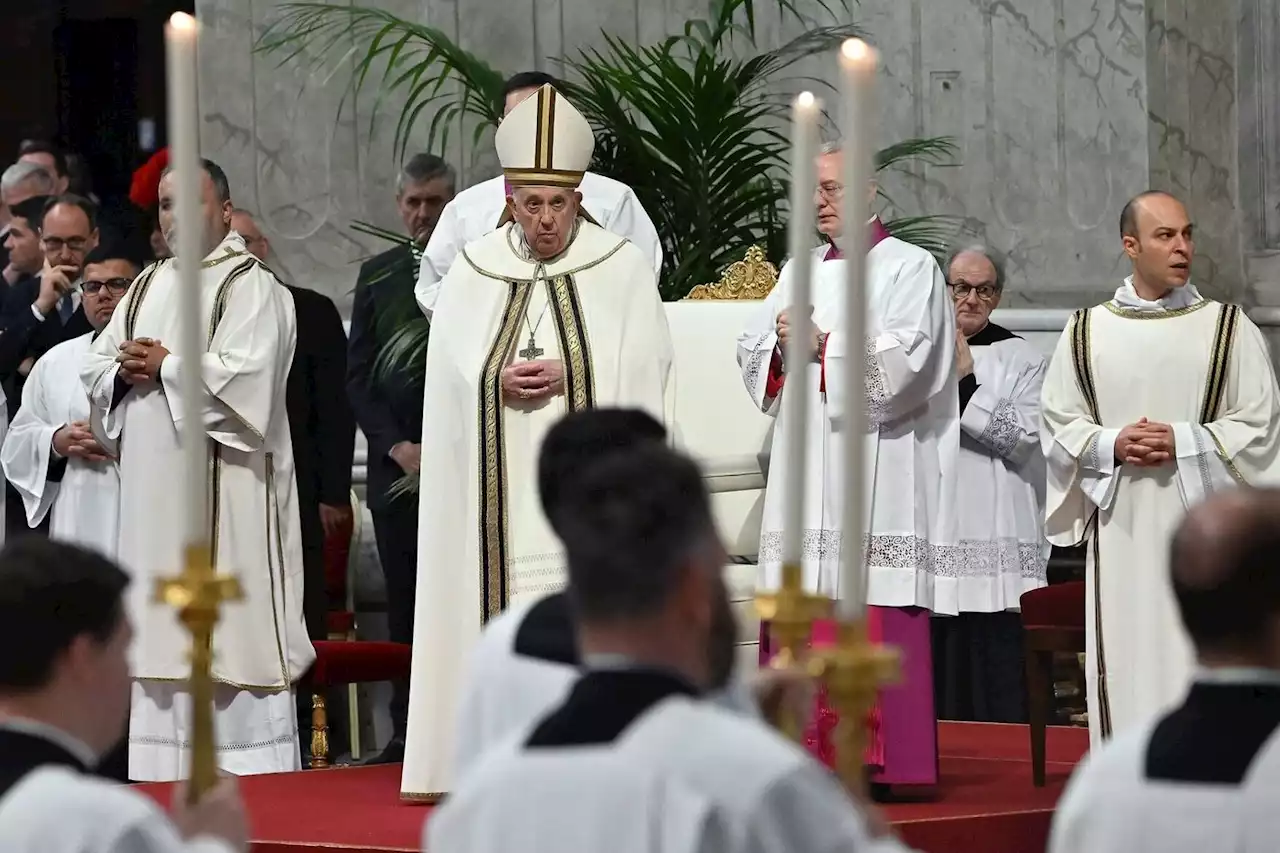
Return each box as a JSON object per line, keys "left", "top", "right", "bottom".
{"left": 931, "top": 244, "right": 1050, "bottom": 725}
{"left": 0, "top": 194, "right": 99, "bottom": 416}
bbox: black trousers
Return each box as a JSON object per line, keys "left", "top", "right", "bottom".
{"left": 371, "top": 494, "right": 419, "bottom": 739}
{"left": 931, "top": 611, "right": 1029, "bottom": 724}
{"left": 97, "top": 731, "right": 130, "bottom": 782}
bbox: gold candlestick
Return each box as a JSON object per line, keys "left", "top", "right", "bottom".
{"left": 754, "top": 561, "right": 832, "bottom": 740}
{"left": 809, "top": 619, "right": 900, "bottom": 795}
{"left": 154, "top": 543, "right": 243, "bottom": 802}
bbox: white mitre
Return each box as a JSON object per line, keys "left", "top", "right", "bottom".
{"left": 496, "top": 84, "right": 594, "bottom": 189}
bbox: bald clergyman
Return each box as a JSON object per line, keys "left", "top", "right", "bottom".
{"left": 1041, "top": 190, "right": 1280, "bottom": 748}
{"left": 401, "top": 84, "right": 675, "bottom": 802}
{"left": 1050, "top": 488, "right": 1280, "bottom": 852}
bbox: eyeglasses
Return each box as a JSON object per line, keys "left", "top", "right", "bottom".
{"left": 948, "top": 282, "right": 999, "bottom": 302}
{"left": 42, "top": 236, "right": 90, "bottom": 253}
{"left": 82, "top": 278, "right": 131, "bottom": 295}
{"left": 816, "top": 182, "right": 844, "bottom": 201}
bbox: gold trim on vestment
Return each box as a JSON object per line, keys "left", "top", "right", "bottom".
{"left": 549, "top": 275, "right": 597, "bottom": 412}
{"left": 477, "top": 281, "right": 533, "bottom": 621}
{"left": 1069, "top": 308, "right": 1100, "bottom": 425}
{"left": 1092, "top": 533, "right": 1113, "bottom": 739}
{"left": 1207, "top": 429, "right": 1248, "bottom": 485}
{"left": 265, "top": 451, "right": 291, "bottom": 686}
{"left": 124, "top": 262, "right": 163, "bottom": 341}
{"left": 536, "top": 86, "right": 555, "bottom": 171}
{"left": 1100, "top": 299, "right": 1211, "bottom": 320}
{"left": 461, "top": 232, "right": 628, "bottom": 285}
{"left": 1199, "top": 303, "right": 1240, "bottom": 424}
{"left": 400, "top": 791, "right": 445, "bottom": 804}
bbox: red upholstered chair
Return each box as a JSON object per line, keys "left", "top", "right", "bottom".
{"left": 1020, "top": 581, "right": 1086, "bottom": 786}
{"left": 307, "top": 491, "right": 414, "bottom": 768}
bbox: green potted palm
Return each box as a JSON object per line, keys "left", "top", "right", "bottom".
{"left": 257, "top": 0, "right": 957, "bottom": 385}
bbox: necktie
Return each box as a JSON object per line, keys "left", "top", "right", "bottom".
{"left": 58, "top": 296, "right": 73, "bottom": 324}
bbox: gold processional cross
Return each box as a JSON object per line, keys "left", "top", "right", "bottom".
{"left": 154, "top": 543, "right": 243, "bottom": 802}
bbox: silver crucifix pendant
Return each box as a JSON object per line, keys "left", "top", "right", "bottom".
{"left": 518, "top": 335, "right": 544, "bottom": 360}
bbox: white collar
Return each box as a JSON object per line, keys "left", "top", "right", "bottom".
{"left": 1113, "top": 276, "right": 1202, "bottom": 312}
{"left": 0, "top": 716, "right": 98, "bottom": 767}
{"left": 1195, "top": 667, "right": 1280, "bottom": 687}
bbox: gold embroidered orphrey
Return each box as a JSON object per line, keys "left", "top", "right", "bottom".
{"left": 1068, "top": 300, "right": 1242, "bottom": 742}
{"left": 685, "top": 245, "right": 779, "bottom": 301}
{"left": 472, "top": 255, "right": 598, "bottom": 624}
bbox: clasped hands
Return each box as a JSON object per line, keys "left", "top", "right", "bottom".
{"left": 776, "top": 307, "right": 824, "bottom": 360}
{"left": 116, "top": 337, "right": 170, "bottom": 385}
{"left": 1114, "top": 417, "right": 1175, "bottom": 467}
{"left": 502, "top": 359, "right": 565, "bottom": 404}
{"left": 52, "top": 420, "right": 111, "bottom": 462}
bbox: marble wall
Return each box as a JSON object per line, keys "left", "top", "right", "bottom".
{"left": 195, "top": 0, "right": 1277, "bottom": 311}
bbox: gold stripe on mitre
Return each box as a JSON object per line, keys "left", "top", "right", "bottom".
{"left": 503, "top": 168, "right": 585, "bottom": 188}
{"left": 535, "top": 86, "right": 557, "bottom": 171}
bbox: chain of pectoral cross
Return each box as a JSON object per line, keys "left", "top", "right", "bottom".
{"left": 519, "top": 297, "right": 552, "bottom": 360}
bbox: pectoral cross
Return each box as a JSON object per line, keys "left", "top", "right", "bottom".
{"left": 154, "top": 543, "right": 243, "bottom": 802}
{"left": 518, "top": 335, "right": 544, "bottom": 360}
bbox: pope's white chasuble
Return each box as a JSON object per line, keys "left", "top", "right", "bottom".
{"left": 80, "top": 233, "right": 313, "bottom": 781}
{"left": 737, "top": 236, "right": 961, "bottom": 611}
{"left": 415, "top": 172, "right": 663, "bottom": 318}
{"left": 402, "top": 220, "right": 675, "bottom": 800}
{"left": 955, "top": 324, "right": 1051, "bottom": 612}
{"left": 1042, "top": 281, "right": 1280, "bottom": 747}
{"left": 2, "top": 333, "right": 119, "bottom": 557}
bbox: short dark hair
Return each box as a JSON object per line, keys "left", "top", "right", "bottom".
{"left": 398, "top": 154, "right": 456, "bottom": 195}
{"left": 501, "top": 71, "right": 561, "bottom": 110}
{"left": 1170, "top": 491, "right": 1280, "bottom": 653}
{"left": 42, "top": 192, "right": 98, "bottom": 231}
{"left": 18, "top": 139, "right": 67, "bottom": 177}
{"left": 161, "top": 158, "right": 232, "bottom": 204}
{"left": 1119, "top": 190, "right": 1177, "bottom": 238}
{"left": 537, "top": 409, "right": 668, "bottom": 534}
{"left": 83, "top": 240, "right": 148, "bottom": 275}
{"left": 9, "top": 195, "right": 51, "bottom": 230}
{"left": 557, "top": 445, "right": 716, "bottom": 623}
{"left": 0, "top": 539, "right": 129, "bottom": 691}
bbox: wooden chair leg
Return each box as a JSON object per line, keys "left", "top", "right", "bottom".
{"left": 310, "top": 693, "right": 330, "bottom": 769}
{"left": 1025, "top": 642, "right": 1049, "bottom": 787}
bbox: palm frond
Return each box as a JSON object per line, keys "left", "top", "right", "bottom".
{"left": 876, "top": 137, "right": 958, "bottom": 172}
{"left": 883, "top": 214, "right": 964, "bottom": 258}
{"left": 256, "top": 3, "right": 505, "bottom": 159}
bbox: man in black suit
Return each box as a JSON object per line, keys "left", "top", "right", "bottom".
{"left": 347, "top": 153, "right": 455, "bottom": 763}
{"left": 0, "top": 161, "right": 57, "bottom": 288}
{"left": 0, "top": 194, "right": 98, "bottom": 539}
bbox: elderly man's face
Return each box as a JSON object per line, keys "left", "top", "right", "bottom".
{"left": 158, "top": 171, "right": 232, "bottom": 257}
{"left": 948, "top": 250, "right": 1002, "bottom": 337}
{"left": 397, "top": 177, "right": 454, "bottom": 244}
{"left": 509, "top": 187, "right": 581, "bottom": 259}
{"left": 230, "top": 210, "right": 269, "bottom": 261}
{"left": 813, "top": 151, "right": 877, "bottom": 241}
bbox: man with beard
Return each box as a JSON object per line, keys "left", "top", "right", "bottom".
{"left": 428, "top": 444, "right": 913, "bottom": 853}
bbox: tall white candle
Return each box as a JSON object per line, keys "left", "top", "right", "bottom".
{"left": 837, "top": 39, "right": 879, "bottom": 619}
{"left": 780, "top": 91, "right": 821, "bottom": 566}
{"left": 165, "top": 12, "right": 208, "bottom": 546}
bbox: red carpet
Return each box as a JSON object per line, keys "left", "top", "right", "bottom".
{"left": 135, "top": 722, "right": 1088, "bottom": 853}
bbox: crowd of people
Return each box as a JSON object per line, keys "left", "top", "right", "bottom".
{"left": 0, "top": 63, "right": 1274, "bottom": 853}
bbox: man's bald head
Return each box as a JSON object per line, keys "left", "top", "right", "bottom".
{"left": 1119, "top": 190, "right": 1181, "bottom": 239}
{"left": 1170, "top": 489, "right": 1280, "bottom": 661}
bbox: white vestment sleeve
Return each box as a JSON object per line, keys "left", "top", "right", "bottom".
{"left": 157, "top": 268, "right": 291, "bottom": 454}
{"left": 416, "top": 200, "right": 464, "bottom": 319}
{"left": 742, "top": 764, "right": 921, "bottom": 853}
{"left": 1, "top": 354, "right": 63, "bottom": 527}
{"left": 108, "top": 818, "right": 235, "bottom": 853}
{"left": 82, "top": 268, "right": 142, "bottom": 442}
{"left": 1045, "top": 753, "right": 1095, "bottom": 853}
{"left": 735, "top": 269, "right": 788, "bottom": 415}
{"left": 961, "top": 354, "right": 1048, "bottom": 466}
{"left": 1041, "top": 317, "right": 1120, "bottom": 545}
{"left": 613, "top": 265, "right": 677, "bottom": 429}
{"left": 601, "top": 187, "right": 663, "bottom": 277}
{"left": 824, "top": 251, "right": 953, "bottom": 428}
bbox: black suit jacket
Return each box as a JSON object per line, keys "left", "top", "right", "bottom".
{"left": 284, "top": 284, "right": 356, "bottom": 518}
{"left": 0, "top": 274, "right": 92, "bottom": 418}
{"left": 346, "top": 245, "right": 425, "bottom": 511}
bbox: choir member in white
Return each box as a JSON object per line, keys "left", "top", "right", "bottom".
{"left": 402, "top": 83, "right": 675, "bottom": 801}
{"left": 1, "top": 243, "right": 141, "bottom": 557}
{"left": 930, "top": 245, "right": 1049, "bottom": 723}
{"left": 736, "top": 142, "right": 958, "bottom": 786}
{"left": 0, "top": 538, "right": 248, "bottom": 853}
{"left": 415, "top": 70, "right": 662, "bottom": 318}
{"left": 429, "top": 444, "right": 916, "bottom": 853}
{"left": 1050, "top": 489, "right": 1280, "bottom": 853}
{"left": 79, "top": 160, "right": 314, "bottom": 781}
{"left": 1041, "top": 191, "right": 1280, "bottom": 747}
